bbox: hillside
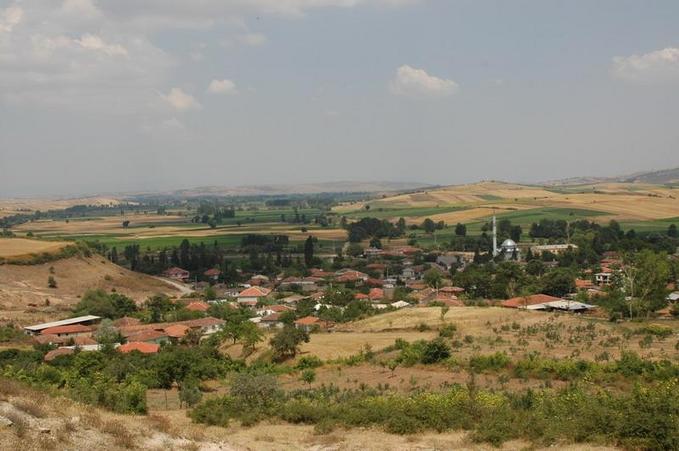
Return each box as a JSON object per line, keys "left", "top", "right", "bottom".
{"left": 0, "top": 255, "right": 180, "bottom": 325}
{"left": 336, "top": 180, "right": 679, "bottom": 227}
{"left": 544, "top": 166, "right": 679, "bottom": 186}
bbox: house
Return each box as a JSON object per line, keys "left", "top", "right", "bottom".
{"left": 437, "top": 252, "right": 475, "bottom": 269}
{"left": 237, "top": 286, "right": 272, "bottom": 304}
{"left": 501, "top": 294, "right": 563, "bottom": 309}
{"left": 334, "top": 269, "right": 369, "bottom": 283}
{"left": 164, "top": 324, "right": 190, "bottom": 340}
{"left": 40, "top": 324, "right": 93, "bottom": 339}
{"left": 667, "top": 292, "right": 679, "bottom": 302}
{"left": 118, "top": 342, "right": 160, "bottom": 354}
{"left": 390, "top": 300, "right": 411, "bottom": 309}
{"left": 259, "top": 313, "right": 284, "bottom": 329}
{"left": 249, "top": 274, "right": 270, "bottom": 286}
{"left": 526, "top": 300, "right": 596, "bottom": 313}
{"left": 594, "top": 272, "right": 613, "bottom": 285}
{"left": 369, "top": 288, "right": 384, "bottom": 302}
{"left": 354, "top": 293, "right": 369, "bottom": 301}
{"left": 24, "top": 315, "right": 101, "bottom": 336}
{"left": 278, "top": 277, "right": 318, "bottom": 292}
{"left": 257, "top": 304, "right": 293, "bottom": 317}
{"left": 308, "top": 268, "right": 331, "bottom": 278}
{"left": 294, "top": 316, "right": 332, "bottom": 332}
{"left": 531, "top": 244, "right": 578, "bottom": 256}
{"left": 73, "top": 336, "right": 98, "bottom": 346}
{"left": 185, "top": 301, "right": 210, "bottom": 313}
{"left": 182, "top": 317, "right": 225, "bottom": 336}
{"left": 163, "top": 267, "right": 190, "bottom": 282}
{"left": 279, "top": 294, "right": 308, "bottom": 305}
{"left": 125, "top": 329, "right": 168, "bottom": 344}
{"left": 364, "top": 247, "right": 384, "bottom": 257}
{"left": 203, "top": 268, "right": 221, "bottom": 282}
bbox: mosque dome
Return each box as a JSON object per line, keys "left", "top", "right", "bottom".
{"left": 501, "top": 239, "right": 517, "bottom": 250}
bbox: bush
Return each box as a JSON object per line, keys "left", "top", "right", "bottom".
{"left": 438, "top": 323, "right": 457, "bottom": 338}
{"left": 295, "top": 355, "right": 323, "bottom": 370}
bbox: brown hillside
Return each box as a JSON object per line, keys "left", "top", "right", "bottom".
{"left": 0, "top": 256, "right": 179, "bottom": 326}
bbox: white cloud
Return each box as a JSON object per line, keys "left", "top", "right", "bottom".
{"left": 76, "top": 34, "right": 128, "bottom": 57}
{"left": 0, "top": 5, "right": 23, "bottom": 33}
{"left": 161, "top": 88, "right": 201, "bottom": 111}
{"left": 612, "top": 47, "right": 679, "bottom": 84}
{"left": 389, "top": 65, "right": 458, "bottom": 98}
{"left": 207, "top": 79, "right": 238, "bottom": 95}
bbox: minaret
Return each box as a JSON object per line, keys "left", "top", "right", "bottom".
{"left": 492, "top": 214, "right": 498, "bottom": 257}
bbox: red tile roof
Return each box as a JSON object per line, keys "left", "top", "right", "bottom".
{"left": 238, "top": 286, "right": 271, "bottom": 297}
{"left": 369, "top": 288, "right": 384, "bottom": 300}
{"left": 114, "top": 316, "right": 141, "bottom": 327}
{"left": 501, "top": 294, "right": 563, "bottom": 309}
{"left": 126, "top": 330, "right": 167, "bottom": 342}
{"left": 204, "top": 268, "right": 221, "bottom": 277}
{"left": 186, "top": 301, "right": 210, "bottom": 312}
{"left": 41, "top": 324, "right": 92, "bottom": 335}
{"left": 74, "top": 336, "right": 97, "bottom": 346}
{"left": 354, "top": 293, "right": 369, "bottom": 300}
{"left": 118, "top": 342, "right": 160, "bottom": 354}
{"left": 294, "top": 316, "right": 319, "bottom": 326}
{"left": 164, "top": 324, "right": 190, "bottom": 338}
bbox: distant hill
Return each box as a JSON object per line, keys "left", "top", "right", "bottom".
{"left": 543, "top": 167, "right": 679, "bottom": 186}
{"left": 138, "top": 181, "right": 434, "bottom": 199}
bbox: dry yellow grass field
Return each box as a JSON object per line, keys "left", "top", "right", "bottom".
{"left": 299, "top": 330, "right": 437, "bottom": 360}
{"left": 0, "top": 238, "right": 69, "bottom": 259}
{"left": 342, "top": 181, "right": 679, "bottom": 222}
{"left": 14, "top": 216, "right": 348, "bottom": 242}
{"left": 0, "top": 256, "right": 179, "bottom": 325}
{"left": 0, "top": 196, "right": 123, "bottom": 218}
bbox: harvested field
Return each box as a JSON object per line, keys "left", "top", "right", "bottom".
{"left": 0, "top": 196, "right": 122, "bottom": 218}
{"left": 300, "top": 330, "right": 437, "bottom": 360}
{"left": 0, "top": 238, "right": 69, "bottom": 259}
{"left": 342, "top": 181, "right": 679, "bottom": 223}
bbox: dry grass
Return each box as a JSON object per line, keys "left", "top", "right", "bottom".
{"left": 350, "top": 180, "right": 679, "bottom": 221}
{"left": 0, "top": 238, "right": 69, "bottom": 259}
{"left": 0, "top": 255, "right": 179, "bottom": 325}
{"left": 0, "top": 196, "right": 122, "bottom": 218}
{"left": 300, "top": 330, "right": 437, "bottom": 360}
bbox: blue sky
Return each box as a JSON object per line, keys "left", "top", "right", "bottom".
{"left": 1, "top": 0, "right": 679, "bottom": 196}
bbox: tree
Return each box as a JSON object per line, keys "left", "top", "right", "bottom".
{"left": 269, "top": 325, "right": 310, "bottom": 362}
{"left": 240, "top": 321, "right": 264, "bottom": 355}
{"left": 669, "top": 224, "right": 678, "bottom": 238}
{"left": 145, "top": 294, "right": 174, "bottom": 322}
{"left": 541, "top": 268, "right": 576, "bottom": 297}
{"left": 94, "top": 318, "right": 120, "bottom": 353}
{"left": 455, "top": 223, "right": 467, "bottom": 237}
{"left": 369, "top": 237, "right": 382, "bottom": 249}
{"left": 204, "top": 285, "right": 217, "bottom": 301}
{"left": 422, "top": 218, "right": 436, "bottom": 234}
{"left": 621, "top": 250, "right": 671, "bottom": 317}
{"left": 423, "top": 268, "right": 443, "bottom": 289}
{"left": 47, "top": 276, "right": 57, "bottom": 288}
{"left": 179, "top": 378, "right": 202, "bottom": 408}
{"left": 304, "top": 236, "right": 314, "bottom": 267}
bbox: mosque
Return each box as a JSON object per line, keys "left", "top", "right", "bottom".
{"left": 492, "top": 215, "right": 520, "bottom": 260}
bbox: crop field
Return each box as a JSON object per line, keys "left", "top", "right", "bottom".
{"left": 0, "top": 238, "right": 70, "bottom": 259}
{"left": 333, "top": 181, "right": 679, "bottom": 235}
{"left": 12, "top": 210, "right": 347, "bottom": 251}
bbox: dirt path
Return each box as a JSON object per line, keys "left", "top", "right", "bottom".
{"left": 152, "top": 276, "right": 194, "bottom": 296}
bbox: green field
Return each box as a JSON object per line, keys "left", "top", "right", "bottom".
{"left": 343, "top": 205, "right": 470, "bottom": 220}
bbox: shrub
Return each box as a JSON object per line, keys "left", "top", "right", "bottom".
{"left": 295, "top": 355, "right": 323, "bottom": 370}
{"left": 421, "top": 339, "right": 451, "bottom": 364}
{"left": 438, "top": 323, "right": 457, "bottom": 338}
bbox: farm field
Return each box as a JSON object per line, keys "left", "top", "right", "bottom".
{"left": 335, "top": 181, "right": 679, "bottom": 232}
{"left": 13, "top": 214, "right": 347, "bottom": 251}
{"left": 0, "top": 196, "right": 123, "bottom": 218}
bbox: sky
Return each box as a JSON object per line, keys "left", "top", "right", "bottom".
{"left": 1, "top": 0, "right": 679, "bottom": 197}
